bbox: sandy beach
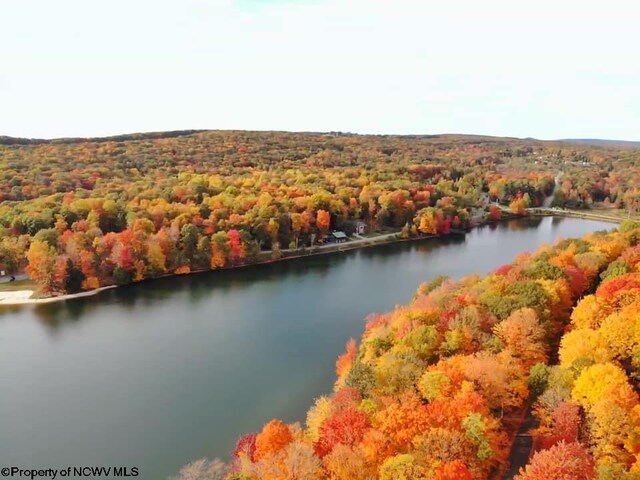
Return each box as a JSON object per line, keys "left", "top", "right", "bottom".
{"left": 0, "top": 286, "right": 116, "bottom": 305}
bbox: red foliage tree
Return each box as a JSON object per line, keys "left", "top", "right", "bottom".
{"left": 550, "top": 402, "right": 581, "bottom": 445}
{"left": 494, "top": 264, "right": 513, "bottom": 276}
{"left": 596, "top": 273, "right": 640, "bottom": 306}
{"left": 564, "top": 265, "right": 588, "bottom": 296}
{"left": 515, "top": 441, "right": 595, "bottom": 480}
{"left": 315, "top": 407, "right": 370, "bottom": 457}
{"left": 227, "top": 229, "right": 244, "bottom": 264}
{"left": 441, "top": 216, "right": 452, "bottom": 234}
{"left": 331, "top": 387, "right": 361, "bottom": 410}
{"left": 489, "top": 204, "right": 501, "bottom": 221}
{"left": 434, "top": 460, "right": 473, "bottom": 480}
{"left": 232, "top": 432, "right": 257, "bottom": 461}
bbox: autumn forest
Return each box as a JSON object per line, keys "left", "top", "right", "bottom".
{"left": 3, "top": 131, "right": 640, "bottom": 480}
{"left": 2, "top": 131, "right": 640, "bottom": 296}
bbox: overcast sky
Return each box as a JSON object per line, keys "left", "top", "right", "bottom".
{"left": 1, "top": 0, "right": 639, "bottom": 140}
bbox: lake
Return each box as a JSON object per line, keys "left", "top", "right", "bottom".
{"left": 0, "top": 217, "right": 613, "bottom": 479}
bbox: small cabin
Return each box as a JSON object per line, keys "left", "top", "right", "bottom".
{"left": 329, "top": 231, "right": 348, "bottom": 243}
{"left": 345, "top": 220, "right": 367, "bottom": 235}
{"left": 353, "top": 220, "right": 366, "bottom": 235}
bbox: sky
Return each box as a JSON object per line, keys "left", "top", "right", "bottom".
{"left": 1, "top": 0, "right": 639, "bottom": 140}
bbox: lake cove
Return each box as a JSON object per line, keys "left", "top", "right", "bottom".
{"left": 0, "top": 217, "right": 612, "bottom": 479}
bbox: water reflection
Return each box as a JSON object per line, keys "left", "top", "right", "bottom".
{"left": 504, "top": 217, "right": 544, "bottom": 231}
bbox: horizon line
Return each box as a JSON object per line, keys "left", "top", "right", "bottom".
{"left": 2, "top": 128, "right": 639, "bottom": 145}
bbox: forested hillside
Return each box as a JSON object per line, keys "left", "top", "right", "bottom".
{"left": 1, "top": 130, "right": 638, "bottom": 295}
{"left": 172, "top": 222, "right": 640, "bottom": 480}
{"left": 517, "top": 221, "right": 640, "bottom": 479}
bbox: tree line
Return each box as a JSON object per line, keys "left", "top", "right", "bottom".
{"left": 1, "top": 131, "right": 561, "bottom": 293}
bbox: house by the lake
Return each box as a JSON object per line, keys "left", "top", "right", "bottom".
{"left": 353, "top": 220, "right": 366, "bottom": 235}
{"left": 329, "top": 231, "right": 348, "bottom": 243}
{"left": 346, "top": 220, "right": 367, "bottom": 235}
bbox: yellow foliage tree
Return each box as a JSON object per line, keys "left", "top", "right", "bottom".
{"left": 81, "top": 276, "right": 100, "bottom": 290}
{"left": 416, "top": 210, "right": 437, "bottom": 235}
{"left": 559, "top": 328, "right": 612, "bottom": 367}
{"left": 25, "top": 240, "right": 57, "bottom": 292}
{"left": 146, "top": 241, "right": 167, "bottom": 274}
{"left": 509, "top": 197, "right": 527, "bottom": 215}
{"left": 210, "top": 243, "right": 226, "bottom": 269}
{"left": 588, "top": 399, "right": 640, "bottom": 466}
{"left": 379, "top": 454, "right": 427, "bottom": 480}
{"left": 599, "top": 303, "right": 640, "bottom": 362}
{"left": 570, "top": 294, "right": 604, "bottom": 329}
{"left": 305, "top": 396, "right": 332, "bottom": 443}
{"left": 418, "top": 370, "right": 451, "bottom": 402}
{"left": 572, "top": 363, "right": 637, "bottom": 411}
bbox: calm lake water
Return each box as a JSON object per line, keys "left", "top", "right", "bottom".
{"left": 0, "top": 217, "right": 613, "bottom": 479}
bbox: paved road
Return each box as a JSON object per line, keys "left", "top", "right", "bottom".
{"left": 503, "top": 407, "right": 538, "bottom": 479}
{"left": 314, "top": 232, "right": 399, "bottom": 248}
{"left": 542, "top": 172, "right": 563, "bottom": 208}
{"left": 0, "top": 273, "right": 28, "bottom": 284}
{"left": 264, "top": 232, "right": 400, "bottom": 255}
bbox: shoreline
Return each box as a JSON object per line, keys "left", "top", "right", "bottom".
{"left": 527, "top": 207, "right": 625, "bottom": 224}
{"left": 0, "top": 286, "right": 118, "bottom": 305}
{"left": 0, "top": 230, "right": 459, "bottom": 306}
{"left": 0, "top": 212, "right": 620, "bottom": 307}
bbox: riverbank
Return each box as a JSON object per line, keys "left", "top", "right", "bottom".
{"left": 527, "top": 207, "right": 624, "bottom": 224}
{"left": 0, "top": 285, "right": 117, "bottom": 305}
{"left": 0, "top": 211, "right": 620, "bottom": 307}
{"left": 0, "top": 229, "right": 458, "bottom": 306}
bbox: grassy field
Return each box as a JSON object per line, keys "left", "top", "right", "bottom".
{"left": 0, "top": 278, "right": 42, "bottom": 297}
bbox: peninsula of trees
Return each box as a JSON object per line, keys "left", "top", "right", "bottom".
{"left": 176, "top": 221, "right": 640, "bottom": 480}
